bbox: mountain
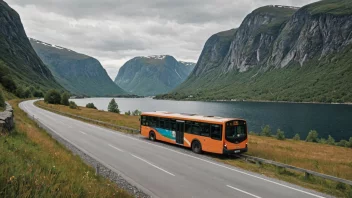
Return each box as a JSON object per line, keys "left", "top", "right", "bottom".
{"left": 114, "top": 55, "right": 195, "bottom": 96}
{"left": 0, "top": 1, "right": 62, "bottom": 91}
{"left": 158, "top": 1, "right": 352, "bottom": 103}
{"left": 30, "top": 38, "right": 127, "bottom": 96}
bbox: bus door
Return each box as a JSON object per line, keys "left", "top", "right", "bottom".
{"left": 175, "top": 120, "right": 184, "bottom": 144}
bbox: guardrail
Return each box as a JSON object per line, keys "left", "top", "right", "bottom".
{"left": 238, "top": 154, "right": 352, "bottom": 186}
{"left": 35, "top": 103, "right": 140, "bottom": 134}
{"left": 36, "top": 102, "right": 352, "bottom": 187}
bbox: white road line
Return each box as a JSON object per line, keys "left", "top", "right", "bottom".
{"left": 27, "top": 101, "right": 324, "bottom": 198}
{"left": 130, "top": 154, "right": 175, "bottom": 177}
{"left": 79, "top": 131, "right": 87, "bottom": 135}
{"left": 108, "top": 144, "right": 125, "bottom": 152}
{"left": 227, "top": 185, "right": 262, "bottom": 198}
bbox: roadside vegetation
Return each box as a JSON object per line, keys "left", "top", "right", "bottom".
{"left": 0, "top": 99, "right": 131, "bottom": 197}
{"left": 0, "top": 90, "right": 5, "bottom": 111}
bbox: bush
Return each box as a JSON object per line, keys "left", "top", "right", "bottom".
{"left": 61, "top": 92, "right": 70, "bottom": 106}
{"left": 276, "top": 129, "right": 285, "bottom": 140}
{"left": 1, "top": 76, "right": 17, "bottom": 93}
{"left": 306, "top": 130, "right": 319, "bottom": 142}
{"left": 0, "top": 90, "right": 5, "bottom": 108}
{"left": 349, "top": 137, "right": 352, "bottom": 148}
{"left": 69, "top": 101, "right": 78, "bottom": 109}
{"left": 327, "top": 135, "right": 335, "bottom": 145}
{"left": 132, "top": 109, "right": 141, "bottom": 116}
{"left": 261, "top": 125, "right": 272, "bottom": 137}
{"left": 319, "top": 138, "right": 327, "bottom": 144}
{"left": 15, "top": 86, "right": 25, "bottom": 98}
{"left": 292, "top": 133, "right": 300, "bottom": 141}
{"left": 23, "top": 88, "right": 32, "bottom": 98}
{"left": 249, "top": 131, "right": 258, "bottom": 135}
{"left": 33, "top": 90, "right": 44, "bottom": 98}
{"left": 336, "top": 139, "right": 349, "bottom": 147}
{"left": 108, "top": 98, "right": 120, "bottom": 113}
{"left": 86, "top": 103, "right": 97, "bottom": 109}
{"left": 124, "top": 110, "right": 131, "bottom": 115}
{"left": 44, "top": 89, "right": 61, "bottom": 104}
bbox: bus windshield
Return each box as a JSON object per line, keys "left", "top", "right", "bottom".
{"left": 225, "top": 121, "right": 247, "bottom": 143}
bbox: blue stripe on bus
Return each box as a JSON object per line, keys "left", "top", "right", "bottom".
{"left": 155, "top": 128, "right": 175, "bottom": 141}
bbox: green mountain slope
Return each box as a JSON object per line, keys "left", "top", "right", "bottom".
{"left": 114, "top": 55, "right": 195, "bottom": 96}
{"left": 30, "top": 38, "right": 127, "bottom": 96}
{"left": 0, "top": 1, "right": 62, "bottom": 91}
{"left": 158, "top": 2, "right": 352, "bottom": 103}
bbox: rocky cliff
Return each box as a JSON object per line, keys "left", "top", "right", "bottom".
{"left": 114, "top": 55, "right": 195, "bottom": 96}
{"left": 0, "top": 1, "right": 62, "bottom": 90}
{"left": 163, "top": 1, "right": 352, "bottom": 103}
{"left": 30, "top": 38, "right": 127, "bottom": 96}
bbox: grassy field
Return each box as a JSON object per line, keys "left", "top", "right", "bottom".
{"left": 36, "top": 101, "right": 352, "bottom": 197}
{"left": 0, "top": 99, "right": 131, "bottom": 197}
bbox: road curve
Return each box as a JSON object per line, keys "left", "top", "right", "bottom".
{"left": 19, "top": 100, "right": 330, "bottom": 198}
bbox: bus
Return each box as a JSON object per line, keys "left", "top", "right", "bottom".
{"left": 140, "top": 111, "right": 248, "bottom": 155}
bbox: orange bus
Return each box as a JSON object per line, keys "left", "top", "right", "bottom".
{"left": 140, "top": 111, "right": 248, "bottom": 155}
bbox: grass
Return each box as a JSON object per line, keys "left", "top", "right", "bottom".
{"left": 36, "top": 101, "right": 352, "bottom": 197}
{"left": 0, "top": 99, "right": 132, "bottom": 197}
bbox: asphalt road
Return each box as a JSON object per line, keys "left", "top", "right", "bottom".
{"left": 19, "top": 100, "right": 330, "bottom": 198}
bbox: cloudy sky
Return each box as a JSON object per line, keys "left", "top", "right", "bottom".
{"left": 6, "top": 0, "right": 316, "bottom": 79}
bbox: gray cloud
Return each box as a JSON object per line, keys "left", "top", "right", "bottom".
{"left": 6, "top": 0, "right": 317, "bottom": 79}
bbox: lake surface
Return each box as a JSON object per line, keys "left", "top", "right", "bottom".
{"left": 71, "top": 98, "right": 352, "bottom": 141}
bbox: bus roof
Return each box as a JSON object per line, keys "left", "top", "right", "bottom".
{"left": 141, "top": 111, "right": 245, "bottom": 123}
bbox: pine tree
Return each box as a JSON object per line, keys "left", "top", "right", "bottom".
{"left": 108, "top": 98, "right": 120, "bottom": 113}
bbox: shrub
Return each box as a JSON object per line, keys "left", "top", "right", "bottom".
{"left": 261, "top": 125, "right": 271, "bottom": 137}
{"left": 349, "top": 137, "right": 352, "bottom": 148}
{"left": 23, "top": 88, "right": 32, "bottom": 98}
{"left": 86, "top": 103, "right": 97, "bottom": 109}
{"left": 326, "top": 135, "right": 335, "bottom": 145}
{"left": 61, "top": 93, "right": 70, "bottom": 106}
{"left": 15, "top": 86, "right": 25, "bottom": 98}
{"left": 292, "top": 133, "right": 300, "bottom": 141}
{"left": 132, "top": 109, "right": 141, "bottom": 116}
{"left": 44, "top": 89, "right": 61, "bottom": 104}
{"left": 306, "top": 130, "right": 319, "bottom": 142}
{"left": 124, "top": 110, "right": 131, "bottom": 115}
{"left": 1, "top": 76, "right": 17, "bottom": 92}
{"left": 336, "top": 139, "right": 349, "bottom": 147}
{"left": 249, "top": 131, "right": 258, "bottom": 135}
{"left": 108, "top": 98, "right": 120, "bottom": 113}
{"left": 33, "top": 90, "right": 44, "bottom": 98}
{"left": 319, "top": 138, "right": 327, "bottom": 144}
{"left": 276, "top": 129, "right": 285, "bottom": 140}
{"left": 0, "top": 90, "right": 5, "bottom": 108}
{"left": 69, "top": 101, "right": 78, "bottom": 109}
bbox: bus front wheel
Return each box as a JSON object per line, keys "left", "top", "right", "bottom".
{"left": 149, "top": 131, "right": 156, "bottom": 141}
{"left": 191, "top": 140, "right": 202, "bottom": 154}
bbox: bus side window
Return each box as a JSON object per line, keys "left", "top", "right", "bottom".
{"left": 201, "top": 123, "right": 210, "bottom": 137}
{"left": 185, "top": 121, "right": 192, "bottom": 133}
{"left": 191, "top": 122, "right": 202, "bottom": 135}
{"left": 141, "top": 116, "right": 147, "bottom": 126}
{"left": 170, "top": 120, "right": 177, "bottom": 131}
{"left": 211, "top": 125, "right": 222, "bottom": 140}
{"left": 160, "top": 118, "right": 165, "bottom": 128}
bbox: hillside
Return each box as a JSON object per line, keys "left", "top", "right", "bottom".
{"left": 0, "top": 1, "right": 62, "bottom": 92}
{"left": 30, "top": 38, "right": 127, "bottom": 97}
{"left": 158, "top": 2, "right": 352, "bottom": 103}
{"left": 114, "top": 55, "right": 195, "bottom": 96}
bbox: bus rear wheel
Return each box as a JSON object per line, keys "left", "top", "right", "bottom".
{"left": 149, "top": 131, "right": 156, "bottom": 141}
{"left": 191, "top": 140, "right": 202, "bottom": 154}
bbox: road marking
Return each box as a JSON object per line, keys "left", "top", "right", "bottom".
{"left": 79, "top": 131, "right": 87, "bottom": 135}
{"left": 130, "top": 154, "right": 175, "bottom": 176}
{"left": 108, "top": 144, "right": 125, "bottom": 152}
{"left": 227, "top": 185, "right": 262, "bottom": 198}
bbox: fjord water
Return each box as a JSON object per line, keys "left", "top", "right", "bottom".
{"left": 71, "top": 98, "right": 352, "bottom": 141}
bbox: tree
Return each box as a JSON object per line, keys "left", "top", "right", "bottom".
{"left": 125, "top": 110, "right": 131, "bottom": 115}
{"left": 23, "top": 88, "right": 32, "bottom": 98}
{"left": 276, "top": 129, "right": 285, "bottom": 140}
{"left": 15, "top": 86, "right": 25, "bottom": 98}
{"left": 61, "top": 92, "right": 70, "bottom": 106}
{"left": 108, "top": 98, "right": 120, "bottom": 113}
{"left": 86, "top": 103, "right": 97, "bottom": 109}
{"left": 69, "top": 101, "right": 78, "bottom": 109}
{"left": 132, "top": 109, "right": 141, "bottom": 116}
{"left": 326, "top": 135, "right": 335, "bottom": 145}
{"left": 348, "top": 137, "right": 352, "bottom": 148}
{"left": 261, "top": 125, "right": 271, "bottom": 137}
{"left": 33, "top": 90, "right": 44, "bottom": 98}
{"left": 336, "top": 140, "right": 349, "bottom": 147}
{"left": 0, "top": 90, "right": 5, "bottom": 108}
{"left": 44, "top": 89, "right": 61, "bottom": 104}
{"left": 306, "top": 130, "right": 319, "bottom": 142}
{"left": 292, "top": 133, "right": 300, "bottom": 141}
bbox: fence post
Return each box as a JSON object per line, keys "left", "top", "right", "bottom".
{"left": 95, "top": 164, "right": 100, "bottom": 176}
